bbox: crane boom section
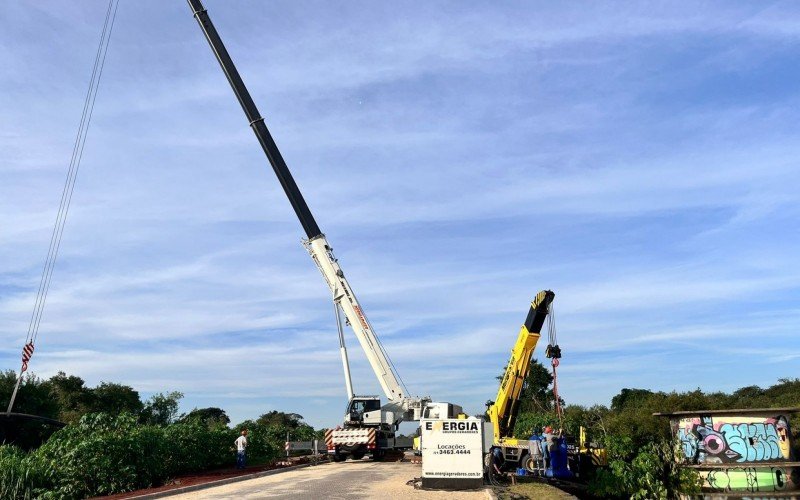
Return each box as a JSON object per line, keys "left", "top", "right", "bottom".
{"left": 187, "top": 0, "right": 321, "bottom": 239}
{"left": 305, "top": 236, "right": 406, "bottom": 402}
{"left": 487, "top": 290, "right": 554, "bottom": 442}
{"left": 187, "top": 0, "right": 407, "bottom": 404}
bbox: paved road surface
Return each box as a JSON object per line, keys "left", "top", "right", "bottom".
{"left": 169, "top": 460, "right": 490, "bottom": 499}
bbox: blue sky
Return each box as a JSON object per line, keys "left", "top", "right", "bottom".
{"left": 1, "top": 1, "right": 799, "bottom": 429}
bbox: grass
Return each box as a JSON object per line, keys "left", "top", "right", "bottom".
{"left": 497, "top": 479, "right": 576, "bottom": 499}
{"left": 0, "top": 446, "right": 40, "bottom": 500}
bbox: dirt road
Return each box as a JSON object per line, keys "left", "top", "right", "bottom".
{"left": 168, "top": 460, "right": 490, "bottom": 499}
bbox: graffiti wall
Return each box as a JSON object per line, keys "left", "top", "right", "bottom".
{"left": 666, "top": 410, "right": 799, "bottom": 493}
{"left": 677, "top": 414, "right": 793, "bottom": 464}
{"left": 697, "top": 466, "right": 799, "bottom": 493}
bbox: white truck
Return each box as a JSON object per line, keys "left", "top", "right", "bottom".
{"left": 187, "top": 0, "right": 463, "bottom": 461}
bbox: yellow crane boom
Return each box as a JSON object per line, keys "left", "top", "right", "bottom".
{"left": 486, "top": 290, "right": 555, "bottom": 443}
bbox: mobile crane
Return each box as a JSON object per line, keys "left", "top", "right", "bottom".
{"left": 485, "top": 290, "right": 555, "bottom": 473}
{"left": 186, "top": 0, "right": 461, "bottom": 461}
{"left": 486, "top": 291, "right": 606, "bottom": 476}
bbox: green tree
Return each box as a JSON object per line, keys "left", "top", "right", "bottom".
{"left": 0, "top": 371, "right": 59, "bottom": 419}
{"left": 256, "top": 411, "right": 306, "bottom": 429}
{"left": 35, "top": 413, "right": 169, "bottom": 498}
{"left": 88, "top": 382, "right": 143, "bottom": 415}
{"left": 141, "top": 392, "right": 183, "bottom": 426}
{"left": 494, "top": 358, "right": 557, "bottom": 415}
{"left": 610, "top": 388, "right": 654, "bottom": 412}
{"left": 48, "top": 371, "right": 93, "bottom": 423}
{"left": 519, "top": 358, "right": 557, "bottom": 413}
{"left": 231, "top": 411, "right": 318, "bottom": 463}
{"left": 0, "top": 371, "right": 61, "bottom": 449}
{"left": 180, "top": 407, "right": 230, "bottom": 427}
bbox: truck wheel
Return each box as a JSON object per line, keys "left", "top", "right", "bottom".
{"left": 332, "top": 448, "right": 346, "bottom": 462}
{"left": 372, "top": 449, "right": 385, "bottom": 461}
{"left": 522, "top": 454, "right": 537, "bottom": 473}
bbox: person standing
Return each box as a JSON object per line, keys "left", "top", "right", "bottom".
{"left": 541, "top": 426, "right": 553, "bottom": 467}
{"left": 528, "top": 431, "right": 543, "bottom": 474}
{"left": 235, "top": 429, "right": 248, "bottom": 469}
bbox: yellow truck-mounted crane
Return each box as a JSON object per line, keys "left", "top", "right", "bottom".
{"left": 485, "top": 290, "right": 554, "bottom": 472}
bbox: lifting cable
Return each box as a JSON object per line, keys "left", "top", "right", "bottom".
{"left": 6, "top": 0, "right": 120, "bottom": 414}
{"left": 361, "top": 308, "right": 411, "bottom": 399}
{"left": 544, "top": 303, "right": 563, "bottom": 426}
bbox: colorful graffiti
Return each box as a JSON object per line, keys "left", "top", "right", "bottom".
{"left": 677, "top": 414, "right": 793, "bottom": 464}
{"left": 698, "top": 466, "right": 800, "bottom": 493}
{"left": 666, "top": 410, "right": 798, "bottom": 494}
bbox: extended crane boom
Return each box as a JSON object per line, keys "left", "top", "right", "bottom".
{"left": 187, "top": 0, "right": 466, "bottom": 461}
{"left": 187, "top": 0, "right": 412, "bottom": 407}
{"left": 187, "top": 0, "right": 319, "bottom": 240}
{"left": 482, "top": 290, "right": 555, "bottom": 472}
{"left": 487, "top": 290, "right": 555, "bottom": 442}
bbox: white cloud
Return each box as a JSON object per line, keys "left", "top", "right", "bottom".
{"left": 1, "top": 0, "right": 799, "bottom": 427}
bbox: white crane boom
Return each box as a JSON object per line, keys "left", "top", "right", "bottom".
{"left": 187, "top": 0, "right": 434, "bottom": 430}
{"left": 305, "top": 235, "right": 405, "bottom": 402}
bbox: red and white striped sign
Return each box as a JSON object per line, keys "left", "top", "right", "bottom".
{"left": 328, "top": 427, "right": 377, "bottom": 448}
{"left": 21, "top": 342, "right": 35, "bottom": 373}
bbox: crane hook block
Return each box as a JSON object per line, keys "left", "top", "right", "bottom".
{"left": 545, "top": 344, "right": 561, "bottom": 359}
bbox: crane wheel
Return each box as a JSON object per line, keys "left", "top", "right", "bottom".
{"left": 522, "top": 454, "right": 537, "bottom": 473}
{"left": 351, "top": 451, "right": 365, "bottom": 460}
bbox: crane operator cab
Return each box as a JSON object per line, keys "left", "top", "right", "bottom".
{"left": 344, "top": 396, "right": 381, "bottom": 426}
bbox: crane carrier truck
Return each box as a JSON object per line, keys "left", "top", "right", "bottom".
{"left": 187, "top": 0, "right": 462, "bottom": 462}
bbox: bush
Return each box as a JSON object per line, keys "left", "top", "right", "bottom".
{"left": 164, "top": 420, "right": 236, "bottom": 474}
{"left": 0, "top": 445, "right": 51, "bottom": 500}
{"left": 35, "top": 413, "right": 168, "bottom": 498}
{"left": 1, "top": 369, "right": 325, "bottom": 499}
{"left": 589, "top": 439, "right": 701, "bottom": 499}
{"left": 232, "top": 421, "right": 281, "bottom": 463}
{"left": 2, "top": 411, "right": 317, "bottom": 499}
{"left": 33, "top": 413, "right": 259, "bottom": 498}
{"left": 21, "top": 412, "right": 277, "bottom": 499}
{"left": 233, "top": 412, "right": 318, "bottom": 463}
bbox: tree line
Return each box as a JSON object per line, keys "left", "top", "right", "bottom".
{"left": 0, "top": 370, "right": 320, "bottom": 499}
{"left": 507, "top": 360, "right": 800, "bottom": 498}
